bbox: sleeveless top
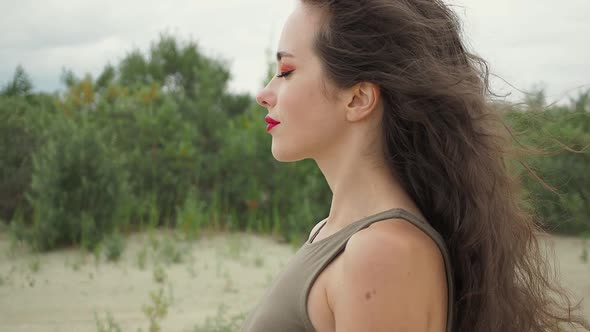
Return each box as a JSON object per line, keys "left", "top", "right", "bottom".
{"left": 240, "top": 207, "right": 455, "bottom": 332}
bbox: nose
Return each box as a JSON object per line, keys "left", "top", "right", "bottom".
{"left": 256, "top": 84, "right": 277, "bottom": 109}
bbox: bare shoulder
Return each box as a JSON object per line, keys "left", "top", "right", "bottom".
{"left": 343, "top": 217, "right": 446, "bottom": 285}
{"left": 330, "top": 218, "right": 448, "bottom": 332}
{"left": 349, "top": 217, "right": 444, "bottom": 263}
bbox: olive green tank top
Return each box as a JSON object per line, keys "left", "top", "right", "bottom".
{"left": 240, "top": 207, "right": 454, "bottom": 332}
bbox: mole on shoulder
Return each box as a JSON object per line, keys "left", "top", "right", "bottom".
{"left": 365, "top": 289, "right": 377, "bottom": 300}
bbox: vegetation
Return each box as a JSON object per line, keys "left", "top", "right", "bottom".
{"left": 504, "top": 93, "right": 590, "bottom": 235}
{"left": 0, "top": 33, "right": 588, "bottom": 255}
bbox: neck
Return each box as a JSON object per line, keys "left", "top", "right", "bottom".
{"left": 314, "top": 143, "right": 422, "bottom": 230}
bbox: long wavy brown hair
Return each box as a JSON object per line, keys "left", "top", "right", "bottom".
{"left": 300, "top": 0, "right": 590, "bottom": 331}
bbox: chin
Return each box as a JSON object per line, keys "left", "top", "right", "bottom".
{"left": 271, "top": 142, "right": 307, "bottom": 162}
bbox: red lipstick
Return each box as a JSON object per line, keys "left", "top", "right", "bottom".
{"left": 265, "top": 115, "right": 281, "bottom": 132}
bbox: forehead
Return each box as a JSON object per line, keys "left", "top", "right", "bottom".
{"left": 277, "top": 4, "right": 323, "bottom": 60}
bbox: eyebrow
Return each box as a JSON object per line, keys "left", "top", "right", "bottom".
{"left": 276, "top": 51, "right": 295, "bottom": 61}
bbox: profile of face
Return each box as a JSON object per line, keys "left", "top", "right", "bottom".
{"left": 256, "top": 4, "right": 350, "bottom": 163}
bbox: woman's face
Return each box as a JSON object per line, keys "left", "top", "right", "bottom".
{"left": 256, "top": 4, "right": 348, "bottom": 162}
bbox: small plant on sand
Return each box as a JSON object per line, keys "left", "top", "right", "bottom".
{"left": 581, "top": 238, "right": 589, "bottom": 263}
{"left": 137, "top": 246, "right": 148, "bottom": 270}
{"left": 72, "top": 254, "right": 84, "bottom": 271}
{"left": 25, "top": 274, "right": 35, "bottom": 287}
{"left": 191, "top": 304, "right": 247, "bottom": 332}
{"left": 3, "top": 266, "right": 16, "bottom": 286}
{"left": 153, "top": 265, "right": 166, "bottom": 284}
{"left": 28, "top": 255, "right": 41, "bottom": 273}
{"left": 145, "top": 200, "right": 161, "bottom": 250}
{"left": 222, "top": 271, "right": 237, "bottom": 293}
{"left": 141, "top": 286, "right": 173, "bottom": 332}
{"left": 104, "top": 232, "right": 125, "bottom": 262}
{"left": 226, "top": 234, "right": 249, "bottom": 260}
{"left": 93, "top": 243, "right": 103, "bottom": 266}
{"left": 158, "top": 237, "right": 184, "bottom": 264}
{"left": 148, "top": 230, "right": 160, "bottom": 252}
{"left": 6, "top": 232, "right": 26, "bottom": 259}
{"left": 6, "top": 210, "right": 29, "bottom": 258}
{"left": 94, "top": 310, "right": 123, "bottom": 332}
{"left": 253, "top": 253, "right": 265, "bottom": 268}
{"left": 175, "top": 189, "right": 206, "bottom": 240}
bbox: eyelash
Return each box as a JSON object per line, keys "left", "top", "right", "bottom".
{"left": 277, "top": 70, "right": 294, "bottom": 78}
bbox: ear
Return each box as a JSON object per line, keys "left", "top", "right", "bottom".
{"left": 343, "top": 82, "right": 381, "bottom": 122}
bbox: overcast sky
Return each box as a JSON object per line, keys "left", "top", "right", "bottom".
{"left": 1, "top": 0, "right": 588, "bottom": 104}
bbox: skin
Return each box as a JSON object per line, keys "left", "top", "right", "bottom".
{"left": 256, "top": 3, "right": 448, "bottom": 332}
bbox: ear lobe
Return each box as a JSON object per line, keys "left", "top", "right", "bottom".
{"left": 345, "top": 82, "right": 381, "bottom": 122}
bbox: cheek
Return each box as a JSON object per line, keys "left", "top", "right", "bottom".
{"left": 280, "top": 81, "right": 345, "bottom": 147}
{"left": 279, "top": 78, "right": 332, "bottom": 125}
{"left": 271, "top": 78, "right": 346, "bottom": 161}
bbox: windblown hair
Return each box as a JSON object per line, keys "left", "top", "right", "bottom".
{"left": 301, "top": 0, "right": 590, "bottom": 331}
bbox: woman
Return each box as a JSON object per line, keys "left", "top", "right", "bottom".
{"left": 242, "top": 1, "right": 590, "bottom": 331}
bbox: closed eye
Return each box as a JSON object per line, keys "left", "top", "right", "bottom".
{"left": 277, "top": 70, "right": 294, "bottom": 78}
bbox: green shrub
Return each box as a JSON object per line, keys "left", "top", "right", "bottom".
{"left": 176, "top": 189, "right": 208, "bottom": 239}
{"left": 215, "top": 102, "right": 331, "bottom": 241}
{"left": 505, "top": 92, "right": 590, "bottom": 234}
{"left": 103, "top": 231, "right": 126, "bottom": 262}
{"left": 94, "top": 95, "right": 203, "bottom": 226}
{"left": 0, "top": 94, "right": 53, "bottom": 222}
{"left": 24, "top": 116, "right": 130, "bottom": 251}
{"left": 3, "top": 34, "right": 589, "bottom": 254}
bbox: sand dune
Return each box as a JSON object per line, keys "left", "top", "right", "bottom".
{"left": 0, "top": 230, "right": 588, "bottom": 332}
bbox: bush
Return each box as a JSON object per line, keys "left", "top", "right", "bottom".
{"left": 24, "top": 116, "right": 130, "bottom": 251}
{"left": 505, "top": 92, "right": 590, "bottom": 234}
{"left": 96, "top": 95, "right": 203, "bottom": 225}
{"left": 215, "top": 102, "right": 331, "bottom": 241}
{"left": 103, "top": 231, "right": 126, "bottom": 262}
{"left": 3, "top": 34, "right": 588, "bottom": 254}
{"left": 0, "top": 95, "right": 54, "bottom": 222}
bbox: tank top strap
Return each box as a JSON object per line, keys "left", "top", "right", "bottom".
{"left": 349, "top": 208, "right": 450, "bottom": 261}
{"left": 305, "top": 207, "right": 455, "bottom": 332}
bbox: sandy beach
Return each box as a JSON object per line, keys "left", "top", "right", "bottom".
{"left": 0, "top": 230, "right": 588, "bottom": 332}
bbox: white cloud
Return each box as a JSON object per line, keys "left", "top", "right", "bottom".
{"left": 0, "top": 0, "right": 293, "bottom": 93}
{"left": 1, "top": 0, "right": 588, "bottom": 104}
{"left": 452, "top": 0, "right": 590, "bottom": 103}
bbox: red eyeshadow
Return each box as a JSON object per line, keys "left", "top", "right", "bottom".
{"left": 280, "top": 64, "right": 295, "bottom": 72}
